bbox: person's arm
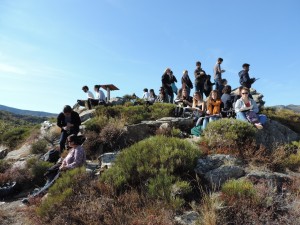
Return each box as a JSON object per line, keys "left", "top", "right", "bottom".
{"left": 173, "top": 75, "right": 177, "bottom": 83}
{"left": 57, "top": 113, "right": 65, "bottom": 129}
{"left": 251, "top": 99, "right": 259, "bottom": 113}
{"left": 234, "top": 99, "right": 244, "bottom": 112}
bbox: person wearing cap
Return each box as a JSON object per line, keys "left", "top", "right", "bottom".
{"left": 238, "top": 63, "right": 256, "bottom": 88}
{"left": 213, "top": 58, "right": 225, "bottom": 91}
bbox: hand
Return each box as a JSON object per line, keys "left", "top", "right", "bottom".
{"left": 63, "top": 126, "right": 68, "bottom": 130}
{"left": 221, "top": 69, "right": 225, "bottom": 73}
{"left": 206, "top": 110, "right": 210, "bottom": 115}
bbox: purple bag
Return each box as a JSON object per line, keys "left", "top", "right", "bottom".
{"left": 246, "top": 111, "right": 259, "bottom": 124}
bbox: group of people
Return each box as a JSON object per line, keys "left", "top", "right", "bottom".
{"left": 22, "top": 105, "right": 85, "bottom": 204}
{"left": 141, "top": 59, "right": 264, "bottom": 131}
{"left": 76, "top": 85, "right": 106, "bottom": 110}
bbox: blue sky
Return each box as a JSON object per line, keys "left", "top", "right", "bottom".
{"left": 0, "top": 0, "right": 299, "bottom": 113}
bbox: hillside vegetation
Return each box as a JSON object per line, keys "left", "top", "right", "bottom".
{"left": 0, "top": 110, "right": 44, "bottom": 149}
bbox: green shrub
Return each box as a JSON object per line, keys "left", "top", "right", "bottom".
{"left": 93, "top": 103, "right": 175, "bottom": 125}
{"left": 221, "top": 179, "right": 256, "bottom": 201}
{"left": 1, "top": 127, "right": 32, "bottom": 149}
{"left": 101, "top": 136, "right": 201, "bottom": 205}
{"left": 30, "top": 139, "right": 48, "bottom": 154}
{"left": 84, "top": 116, "right": 109, "bottom": 133}
{"left": 284, "top": 151, "right": 300, "bottom": 171}
{"left": 203, "top": 118, "right": 256, "bottom": 150}
{"left": 26, "top": 157, "right": 53, "bottom": 186}
{"left": 36, "top": 167, "right": 86, "bottom": 217}
{"left": 83, "top": 131, "right": 103, "bottom": 159}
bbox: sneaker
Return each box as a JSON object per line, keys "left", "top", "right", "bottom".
{"left": 254, "top": 123, "right": 263, "bottom": 129}
{"left": 21, "top": 198, "right": 30, "bottom": 205}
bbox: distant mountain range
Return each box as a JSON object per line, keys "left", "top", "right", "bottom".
{"left": 271, "top": 104, "right": 300, "bottom": 113}
{"left": 0, "top": 104, "right": 57, "bottom": 118}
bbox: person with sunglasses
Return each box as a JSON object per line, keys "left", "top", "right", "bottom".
{"left": 22, "top": 134, "right": 86, "bottom": 204}
{"left": 235, "top": 87, "right": 264, "bottom": 129}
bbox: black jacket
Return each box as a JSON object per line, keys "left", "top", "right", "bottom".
{"left": 57, "top": 111, "right": 81, "bottom": 134}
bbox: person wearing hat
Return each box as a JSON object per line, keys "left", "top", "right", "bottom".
{"left": 238, "top": 63, "right": 256, "bottom": 88}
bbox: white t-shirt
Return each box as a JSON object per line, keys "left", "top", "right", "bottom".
{"left": 142, "top": 92, "right": 150, "bottom": 100}
{"left": 87, "top": 90, "right": 94, "bottom": 99}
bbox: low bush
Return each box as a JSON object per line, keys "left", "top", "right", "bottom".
{"left": 0, "top": 127, "right": 32, "bottom": 149}
{"left": 100, "top": 136, "right": 201, "bottom": 207}
{"left": 99, "top": 121, "right": 128, "bottom": 152}
{"left": 221, "top": 179, "right": 256, "bottom": 202}
{"left": 83, "top": 131, "right": 103, "bottom": 159}
{"left": 84, "top": 116, "right": 109, "bottom": 133}
{"left": 26, "top": 157, "right": 54, "bottom": 186}
{"left": 30, "top": 139, "right": 48, "bottom": 154}
{"left": 284, "top": 151, "right": 300, "bottom": 171}
{"left": 36, "top": 167, "right": 86, "bottom": 218}
{"left": 92, "top": 103, "right": 175, "bottom": 125}
{"left": 202, "top": 118, "right": 257, "bottom": 155}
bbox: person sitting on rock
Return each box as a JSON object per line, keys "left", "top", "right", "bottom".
{"left": 191, "top": 91, "right": 205, "bottom": 122}
{"left": 22, "top": 134, "right": 86, "bottom": 205}
{"left": 234, "top": 87, "right": 265, "bottom": 129}
{"left": 156, "top": 87, "right": 169, "bottom": 103}
{"left": 174, "top": 88, "right": 193, "bottom": 117}
{"left": 77, "top": 86, "right": 95, "bottom": 109}
{"left": 218, "top": 79, "right": 227, "bottom": 97}
{"left": 221, "top": 85, "right": 235, "bottom": 118}
{"left": 57, "top": 105, "right": 81, "bottom": 152}
{"left": 94, "top": 85, "right": 106, "bottom": 105}
{"left": 233, "top": 86, "right": 253, "bottom": 108}
{"left": 142, "top": 88, "right": 150, "bottom": 101}
{"left": 202, "top": 90, "right": 222, "bottom": 129}
{"left": 203, "top": 75, "right": 215, "bottom": 98}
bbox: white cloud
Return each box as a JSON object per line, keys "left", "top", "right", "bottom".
{"left": 0, "top": 63, "right": 26, "bottom": 75}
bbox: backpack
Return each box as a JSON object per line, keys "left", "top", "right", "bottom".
{"left": 191, "top": 125, "right": 202, "bottom": 137}
{"left": 246, "top": 111, "right": 259, "bottom": 124}
{"left": 42, "top": 149, "right": 60, "bottom": 163}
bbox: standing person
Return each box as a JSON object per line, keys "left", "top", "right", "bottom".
{"left": 57, "top": 105, "right": 81, "bottom": 153}
{"left": 161, "top": 68, "right": 174, "bottom": 103}
{"left": 194, "top": 61, "right": 207, "bottom": 99}
{"left": 77, "top": 86, "right": 95, "bottom": 109}
{"left": 203, "top": 75, "right": 215, "bottom": 98}
{"left": 238, "top": 63, "right": 256, "bottom": 88}
{"left": 181, "top": 70, "right": 193, "bottom": 96}
{"left": 234, "top": 87, "right": 265, "bottom": 129}
{"left": 213, "top": 58, "right": 226, "bottom": 91}
{"left": 170, "top": 70, "right": 178, "bottom": 95}
{"left": 202, "top": 90, "right": 222, "bottom": 129}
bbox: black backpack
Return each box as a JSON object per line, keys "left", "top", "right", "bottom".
{"left": 42, "top": 149, "right": 60, "bottom": 163}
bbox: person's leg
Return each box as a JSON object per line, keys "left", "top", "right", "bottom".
{"left": 77, "top": 100, "right": 85, "bottom": 107}
{"left": 258, "top": 114, "right": 267, "bottom": 125}
{"left": 169, "top": 93, "right": 174, "bottom": 103}
{"left": 202, "top": 118, "right": 209, "bottom": 130}
{"left": 59, "top": 131, "right": 68, "bottom": 152}
{"left": 236, "top": 112, "right": 248, "bottom": 121}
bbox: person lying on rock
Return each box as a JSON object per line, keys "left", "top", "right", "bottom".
{"left": 22, "top": 134, "right": 86, "bottom": 205}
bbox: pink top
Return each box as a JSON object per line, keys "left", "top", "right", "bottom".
{"left": 62, "top": 145, "right": 86, "bottom": 169}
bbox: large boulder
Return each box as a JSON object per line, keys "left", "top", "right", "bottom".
{"left": 195, "top": 154, "right": 245, "bottom": 188}
{"left": 255, "top": 120, "right": 299, "bottom": 149}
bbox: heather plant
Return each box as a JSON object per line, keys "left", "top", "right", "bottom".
{"left": 101, "top": 136, "right": 201, "bottom": 206}
{"left": 92, "top": 103, "right": 175, "bottom": 125}
{"left": 36, "top": 167, "right": 86, "bottom": 218}
{"left": 84, "top": 116, "right": 109, "bottom": 133}
{"left": 0, "top": 127, "right": 32, "bottom": 149}
{"left": 202, "top": 118, "right": 256, "bottom": 154}
{"left": 30, "top": 139, "right": 48, "bottom": 154}
{"left": 26, "top": 157, "right": 53, "bottom": 186}
{"left": 99, "top": 120, "right": 127, "bottom": 152}
{"left": 221, "top": 179, "right": 256, "bottom": 202}
{"left": 83, "top": 131, "right": 103, "bottom": 159}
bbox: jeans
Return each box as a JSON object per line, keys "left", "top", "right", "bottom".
{"left": 214, "top": 79, "right": 221, "bottom": 91}
{"left": 202, "top": 116, "right": 220, "bottom": 130}
{"left": 236, "top": 112, "right": 267, "bottom": 124}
